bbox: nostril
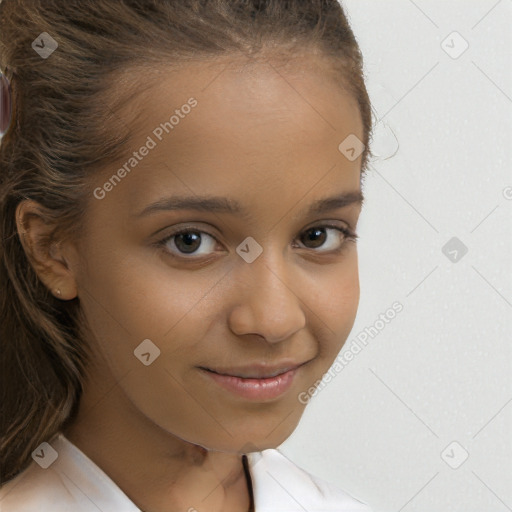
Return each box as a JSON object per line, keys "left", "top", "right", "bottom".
{"left": 0, "top": 71, "right": 12, "bottom": 136}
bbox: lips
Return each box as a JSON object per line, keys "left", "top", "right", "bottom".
{"left": 199, "top": 366, "right": 301, "bottom": 401}
{"left": 199, "top": 360, "right": 307, "bottom": 379}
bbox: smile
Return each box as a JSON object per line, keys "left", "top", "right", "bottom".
{"left": 198, "top": 366, "right": 301, "bottom": 401}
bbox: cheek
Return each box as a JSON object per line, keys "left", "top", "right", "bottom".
{"left": 75, "top": 239, "right": 360, "bottom": 451}
{"left": 77, "top": 239, "right": 360, "bottom": 369}
{"left": 306, "top": 253, "right": 360, "bottom": 351}
{"left": 76, "top": 246, "right": 223, "bottom": 367}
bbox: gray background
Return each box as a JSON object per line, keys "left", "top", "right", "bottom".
{"left": 280, "top": 1, "right": 512, "bottom": 511}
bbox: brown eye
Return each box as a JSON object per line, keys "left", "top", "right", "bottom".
{"left": 159, "top": 228, "right": 219, "bottom": 258}
{"left": 156, "top": 224, "right": 357, "bottom": 261}
{"left": 300, "top": 227, "right": 327, "bottom": 249}
{"left": 174, "top": 232, "right": 202, "bottom": 254}
{"left": 295, "top": 225, "right": 356, "bottom": 253}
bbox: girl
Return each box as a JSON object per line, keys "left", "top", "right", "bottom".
{"left": 0, "top": 1, "right": 375, "bottom": 511}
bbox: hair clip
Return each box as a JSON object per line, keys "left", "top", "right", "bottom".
{"left": 0, "top": 70, "right": 13, "bottom": 137}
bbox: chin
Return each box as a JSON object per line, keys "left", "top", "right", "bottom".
{"left": 192, "top": 407, "right": 305, "bottom": 454}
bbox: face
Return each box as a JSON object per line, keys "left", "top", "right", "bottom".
{"left": 70, "top": 53, "right": 364, "bottom": 453}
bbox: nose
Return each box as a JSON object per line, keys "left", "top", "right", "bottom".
{"left": 228, "top": 256, "right": 307, "bottom": 344}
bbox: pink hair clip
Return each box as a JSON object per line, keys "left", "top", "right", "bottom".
{"left": 0, "top": 70, "right": 13, "bottom": 136}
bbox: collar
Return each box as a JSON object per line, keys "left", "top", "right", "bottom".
{"left": 246, "top": 449, "right": 372, "bottom": 511}
{"left": 0, "top": 433, "right": 372, "bottom": 511}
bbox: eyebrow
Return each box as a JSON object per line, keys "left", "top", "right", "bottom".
{"left": 134, "top": 190, "right": 364, "bottom": 220}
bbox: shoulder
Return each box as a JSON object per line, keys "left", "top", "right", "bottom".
{"left": 0, "top": 459, "right": 80, "bottom": 512}
{"left": 0, "top": 433, "right": 139, "bottom": 512}
{"left": 247, "top": 448, "right": 374, "bottom": 512}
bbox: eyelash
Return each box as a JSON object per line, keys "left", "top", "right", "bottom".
{"left": 154, "top": 223, "right": 358, "bottom": 261}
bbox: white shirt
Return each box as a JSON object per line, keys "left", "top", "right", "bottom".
{"left": 0, "top": 432, "right": 374, "bottom": 511}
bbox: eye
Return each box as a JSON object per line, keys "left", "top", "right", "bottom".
{"left": 155, "top": 223, "right": 358, "bottom": 260}
{"left": 159, "top": 228, "right": 218, "bottom": 257}
{"left": 294, "top": 224, "right": 358, "bottom": 253}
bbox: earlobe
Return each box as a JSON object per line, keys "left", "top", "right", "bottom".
{"left": 15, "top": 200, "right": 78, "bottom": 300}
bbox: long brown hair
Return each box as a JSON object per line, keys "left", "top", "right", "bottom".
{"left": 0, "top": 0, "right": 373, "bottom": 484}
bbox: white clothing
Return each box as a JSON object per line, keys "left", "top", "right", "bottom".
{"left": 0, "top": 432, "right": 373, "bottom": 511}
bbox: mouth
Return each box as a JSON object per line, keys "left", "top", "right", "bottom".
{"left": 199, "top": 361, "right": 307, "bottom": 379}
{"left": 197, "top": 360, "right": 310, "bottom": 401}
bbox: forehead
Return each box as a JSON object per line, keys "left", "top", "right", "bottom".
{"left": 129, "top": 51, "right": 362, "bottom": 139}
{"left": 99, "top": 53, "right": 364, "bottom": 214}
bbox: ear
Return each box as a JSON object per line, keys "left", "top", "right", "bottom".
{"left": 15, "top": 199, "right": 79, "bottom": 300}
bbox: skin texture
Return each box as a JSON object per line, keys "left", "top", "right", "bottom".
{"left": 16, "top": 52, "right": 365, "bottom": 512}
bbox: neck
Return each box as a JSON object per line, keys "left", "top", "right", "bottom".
{"left": 62, "top": 380, "right": 253, "bottom": 512}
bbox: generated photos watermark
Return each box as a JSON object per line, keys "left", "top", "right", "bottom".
{"left": 298, "top": 301, "right": 404, "bottom": 404}
{"left": 93, "top": 97, "right": 198, "bottom": 200}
